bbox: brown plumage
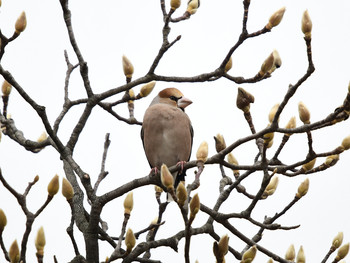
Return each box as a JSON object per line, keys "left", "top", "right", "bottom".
{"left": 141, "top": 88, "right": 193, "bottom": 187}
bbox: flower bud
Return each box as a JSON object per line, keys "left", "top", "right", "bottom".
{"left": 189, "top": 193, "right": 200, "bottom": 220}
{"left": 128, "top": 89, "right": 135, "bottom": 103}
{"left": 187, "top": 0, "right": 199, "bottom": 14}
{"left": 217, "top": 234, "right": 229, "bottom": 257}
{"left": 1, "top": 80, "right": 12, "bottom": 96}
{"left": 301, "top": 158, "right": 316, "bottom": 172}
{"left": 35, "top": 226, "right": 46, "bottom": 257}
{"left": 263, "top": 175, "right": 279, "bottom": 198}
{"left": 37, "top": 132, "right": 48, "bottom": 143}
{"left": 227, "top": 153, "right": 239, "bottom": 176}
{"left": 336, "top": 243, "right": 349, "bottom": 261}
{"left": 214, "top": 134, "right": 226, "bottom": 153}
{"left": 296, "top": 178, "right": 309, "bottom": 198}
{"left": 341, "top": 135, "right": 350, "bottom": 150}
{"left": 263, "top": 130, "right": 274, "bottom": 146}
{"left": 0, "top": 209, "right": 7, "bottom": 232}
{"left": 272, "top": 49, "right": 282, "bottom": 68}
{"left": 47, "top": 174, "right": 59, "bottom": 197}
{"left": 123, "top": 192, "right": 134, "bottom": 215}
{"left": 15, "top": 11, "right": 27, "bottom": 34}
{"left": 227, "top": 153, "right": 238, "bottom": 166}
{"left": 236, "top": 87, "right": 254, "bottom": 113}
{"left": 301, "top": 10, "right": 312, "bottom": 39}
{"left": 266, "top": 7, "right": 286, "bottom": 30}
{"left": 196, "top": 141, "right": 208, "bottom": 163}
{"left": 260, "top": 52, "right": 275, "bottom": 76}
{"left": 324, "top": 154, "right": 339, "bottom": 166}
{"left": 62, "top": 178, "right": 74, "bottom": 201}
{"left": 139, "top": 81, "right": 156, "bottom": 98}
{"left": 122, "top": 55, "right": 134, "bottom": 79}
{"left": 332, "top": 232, "right": 344, "bottom": 250}
{"left": 298, "top": 101, "right": 310, "bottom": 124}
{"left": 285, "top": 116, "right": 296, "bottom": 136}
{"left": 125, "top": 228, "right": 136, "bottom": 253}
{"left": 170, "top": 0, "right": 181, "bottom": 10}
{"left": 160, "top": 164, "right": 174, "bottom": 190}
{"left": 176, "top": 182, "right": 187, "bottom": 207}
{"left": 154, "top": 185, "right": 163, "bottom": 193}
{"left": 285, "top": 244, "right": 295, "bottom": 261}
{"left": 296, "top": 246, "right": 305, "bottom": 263}
{"left": 241, "top": 245, "right": 257, "bottom": 263}
{"left": 267, "top": 259, "right": 274, "bottom": 263}
{"left": 9, "top": 240, "right": 20, "bottom": 263}
{"left": 268, "top": 104, "right": 280, "bottom": 123}
{"left": 224, "top": 57, "right": 232, "bottom": 73}
{"left": 32, "top": 175, "right": 39, "bottom": 184}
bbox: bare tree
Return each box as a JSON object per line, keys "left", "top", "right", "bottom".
{"left": 0, "top": 0, "right": 349, "bottom": 262}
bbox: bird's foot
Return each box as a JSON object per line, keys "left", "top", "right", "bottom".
{"left": 176, "top": 161, "right": 187, "bottom": 173}
{"left": 150, "top": 167, "right": 159, "bottom": 176}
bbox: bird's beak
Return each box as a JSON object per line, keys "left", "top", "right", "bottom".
{"left": 177, "top": 97, "right": 192, "bottom": 109}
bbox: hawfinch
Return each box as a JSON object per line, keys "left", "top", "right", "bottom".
{"left": 141, "top": 88, "right": 193, "bottom": 187}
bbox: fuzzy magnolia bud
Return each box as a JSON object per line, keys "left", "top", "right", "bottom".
{"left": 47, "top": 174, "right": 59, "bottom": 197}
{"left": 213, "top": 235, "right": 229, "bottom": 262}
{"left": 217, "top": 234, "right": 229, "bottom": 257}
{"left": 341, "top": 135, "right": 350, "bottom": 150}
{"left": 241, "top": 245, "right": 257, "bottom": 263}
{"left": 296, "top": 246, "right": 305, "bottom": 263}
{"left": 301, "top": 10, "right": 312, "bottom": 39}
{"left": 1, "top": 80, "right": 12, "bottom": 96}
{"left": 268, "top": 104, "right": 280, "bottom": 123}
{"left": 139, "top": 81, "right": 156, "bottom": 98}
{"left": 62, "top": 178, "right": 74, "bottom": 201}
{"left": 236, "top": 87, "right": 254, "bottom": 113}
{"left": 272, "top": 49, "right": 282, "bottom": 68}
{"left": 301, "top": 158, "right": 316, "bottom": 172}
{"left": 285, "top": 244, "right": 295, "bottom": 261}
{"left": 214, "top": 134, "right": 226, "bottom": 153}
{"left": 123, "top": 192, "right": 134, "bottom": 215}
{"left": 285, "top": 116, "right": 296, "bottom": 136}
{"left": 336, "top": 243, "right": 350, "bottom": 261}
{"left": 122, "top": 55, "right": 134, "bottom": 79}
{"left": 128, "top": 89, "right": 135, "bottom": 103}
{"left": 267, "top": 259, "right": 274, "bottom": 263}
{"left": 224, "top": 57, "right": 232, "bottom": 73}
{"left": 325, "top": 154, "right": 339, "bottom": 166}
{"left": 35, "top": 226, "right": 46, "bottom": 257}
{"left": 170, "top": 0, "right": 181, "bottom": 10}
{"left": 298, "top": 101, "right": 311, "bottom": 124}
{"left": 0, "top": 209, "right": 7, "bottom": 233}
{"left": 187, "top": 0, "right": 200, "bottom": 14}
{"left": 260, "top": 52, "right": 275, "bottom": 76}
{"left": 227, "top": 153, "right": 239, "bottom": 176}
{"left": 160, "top": 164, "right": 174, "bottom": 190}
{"left": 196, "top": 141, "right": 208, "bottom": 163}
{"left": 266, "top": 7, "right": 286, "bottom": 30}
{"left": 332, "top": 232, "right": 344, "bottom": 250}
{"left": 125, "top": 228, "right": 136, "bottom": 253}
{"left": 176, "top": 182, "right": 187, "bottom": 207}
{"left": 154, "top": 185, "right": 163, "bottom": 193}
{"left": 37, "top": 132, "right": 48, "bottom": 143}
{"left": 189, "top": 193, "right": 200, "bottom": 220}
{"left": 296, "top": 178, "right": 309, "bottom": 198}
{"left": 263, "top": 175, "right": 279, "bottom": 198}
{"left": 9, "top": 240, "right": 20, "bottom": 263}
{"left": 15, "top": 11, "right": 27, "bottom": 34}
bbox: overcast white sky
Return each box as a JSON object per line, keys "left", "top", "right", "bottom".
{"left": 1, "top": 0, "right": 350, "bottom": 262}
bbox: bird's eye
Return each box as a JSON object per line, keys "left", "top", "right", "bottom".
{"left": 170, "top": 95, "right": 181, "bottom": 102}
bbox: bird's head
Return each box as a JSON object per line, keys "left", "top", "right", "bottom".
{"left": 152, "top": 88, "right": 192, "bottom": 110}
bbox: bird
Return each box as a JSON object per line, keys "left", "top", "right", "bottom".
{"left": 141, "top": 87, "right": 193, "bottom": 189}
